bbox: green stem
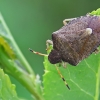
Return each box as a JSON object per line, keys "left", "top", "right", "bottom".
{"left": 0, "top": 13, "right": 44, "bottom": 100}
{"left": 94, "top": 65, "right": 100, "bottom": 100}
{"left": 0, "top": 48, "right": 43, "bottom": 100}
{"left": 0, "top": 13, "right": 34, "bottom": 75}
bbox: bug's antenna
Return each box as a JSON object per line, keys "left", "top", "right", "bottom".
{"left": 29, "top": 48, "right": 70, "bottom": 90}
{"left": 29, "top": 48, "right": 48, "bottom": 56}
{"left": 55, "top": 65, "right": 70, "bottom": 90}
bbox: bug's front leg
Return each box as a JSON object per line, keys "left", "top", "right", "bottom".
{"left": 61, "top": 62, "right": 67, "bottom": 68}
{"left": 63, "top": 18, "right": 76, "bottom": 25}
{"left": 46, "top": 40, "right": 53, "bottom": 50}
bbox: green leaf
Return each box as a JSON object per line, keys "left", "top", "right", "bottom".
{"left": 0, "top": 36, "right": 15, "bottom": 59}
{"left": 43, "top": 8, "right": 100, "bottom": 100}
{"left": 90, "top": 8, "right": 100, "bottom": 16}
{"left": 43, "top": 54, "right": 100, "bottom": 100}
{"left": 0, "top": 68, "right": 24, "bottom": 100}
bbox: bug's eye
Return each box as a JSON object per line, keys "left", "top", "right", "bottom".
{"left": 48, "top": 49, "right": 61, "bottom": 64}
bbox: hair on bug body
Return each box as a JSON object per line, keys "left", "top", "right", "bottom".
{"left": 29, "top": 14, "right": 100, "bottom": 90}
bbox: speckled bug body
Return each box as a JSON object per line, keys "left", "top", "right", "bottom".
{"left": 48, "top": 15, "right": 100, "bottom": 66}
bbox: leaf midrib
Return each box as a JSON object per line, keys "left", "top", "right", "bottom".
{"left": 94, "top": 65, "right": 100, "bottom": 100}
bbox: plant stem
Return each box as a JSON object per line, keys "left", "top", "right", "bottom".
{"left": 0, "top": 13, "right": 44, "bottom": 100}
{"left": 0, "top": 48, "right": 43, "bottom": 100}
{"left": 0, "top": 13, "right": 34, "bottom": 75}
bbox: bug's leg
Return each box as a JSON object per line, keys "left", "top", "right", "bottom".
{"left": 63, "top": 18, "right": 76, "bottom": 25}
{"left": 55, "top": 64, "right": 70, "bottom": 90}
{"left": 46, "top": 40, "right": 53, "bottom": 50}
{"left": 94, "top": 48, "right": 100, "bottom": 54}
{"left": 61, "top": 62, "right": 67, "bottom": 68}
{"left": 29, "top": 48, "right": 48, "bottom": 56}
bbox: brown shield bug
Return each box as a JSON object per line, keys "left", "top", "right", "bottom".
{"left": 48, "top": 15, "right": 100, "bottom": 65}
{"left": 29, "top": 14, "right": 100, "bottom": 90}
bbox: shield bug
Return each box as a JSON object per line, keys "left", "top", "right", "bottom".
{"left": 48, "top": 15, "right": 100, "bottom": 65}
{"left": 29, "top": 14, "right": 100, "bottom": 90}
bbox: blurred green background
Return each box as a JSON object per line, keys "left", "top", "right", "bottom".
{"left": 0, "top": 0, "right": 100, "bottom": 100}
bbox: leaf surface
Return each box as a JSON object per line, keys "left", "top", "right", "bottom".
{"left": 0, "top": 68, "right": 24, "bottom": 100}
{"left": 43, "top": 53, "right": 100, "bottom": 100}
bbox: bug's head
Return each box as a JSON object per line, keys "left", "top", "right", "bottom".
{"left": 48, "top": 49, "right": 62, "bottom": 64}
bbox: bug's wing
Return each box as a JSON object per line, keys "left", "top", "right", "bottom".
{"left": 63, "top": 31, "right": 98, "bottom": 65}
{"left": 71, "top": 16, "right": 100, "bottom": 60}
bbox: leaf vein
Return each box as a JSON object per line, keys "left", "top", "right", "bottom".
{"left": 84, "top": 60, "right": 96, "bottom": 74}
{"left": 70, "top": 79, "right": 94, "bottom": 98}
